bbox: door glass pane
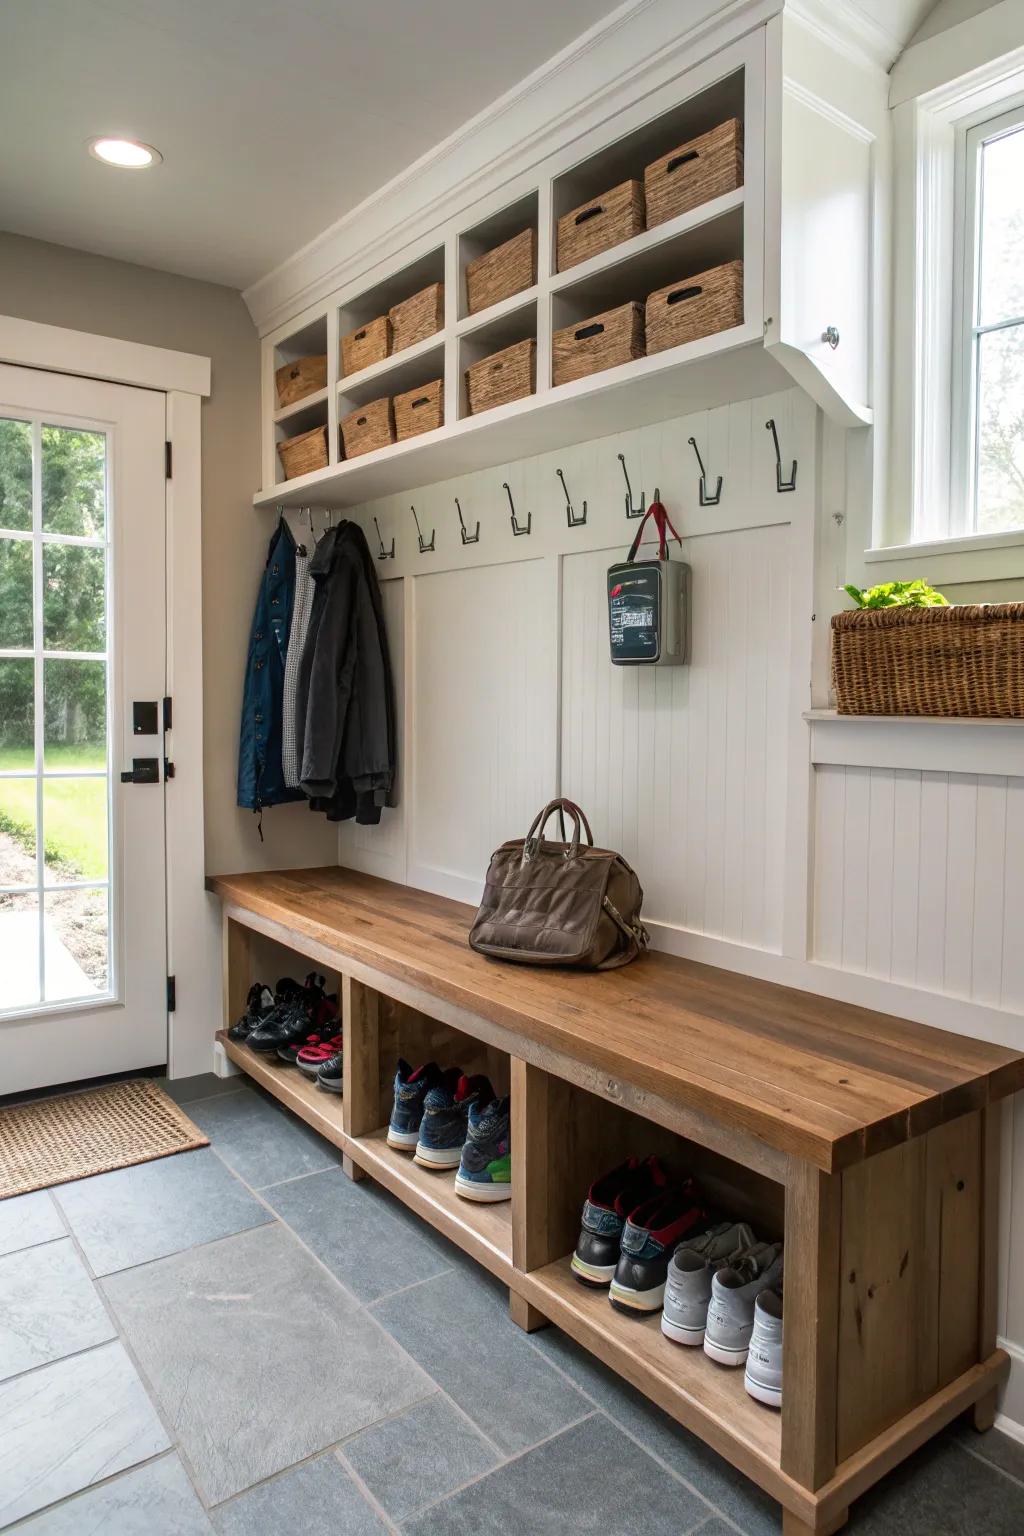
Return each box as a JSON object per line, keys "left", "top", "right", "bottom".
{"left": 43, "top": 544, "right": 107, "bottom": 652}
{"left": 45, "top": 887, "right": 108, "bottom": 999}
{"left": 0, "top": 891, "right": 40, "bottom": 1009}
{"left": 0, "top": 779, "right": 37, "bottom": 886}
{"left": 44, "top": 659, "right": 106, "bottom": 770}
{"left": 43, "top": 777, "right": 107, "bottom": 882}
{"left": 0, "top": 658, "right": 34, "bottom": 764}
{"left": 0, "top": 538, "right": 34, "bottom": 648}
{"left": 976, "top": 325, "right": 1024, "bottom": 533}
{"left": 0, "top": 418, "right": 33, "bottom": 532}
{"left": 42, "top": 425, "right": 106, "bottom": 537}
{"left": 978, "top": 125, "right": 1024, "bottom": 328}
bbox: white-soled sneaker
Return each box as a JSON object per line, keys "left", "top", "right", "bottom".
{"left": 704, "top": 1242, "right": 784, "bottom": 1367}
{"left": 660, "top": 1221, "right": 755, "bottom": 1346}
{"left": 744, "top": 1288, "right": 783, "bottom": 1407}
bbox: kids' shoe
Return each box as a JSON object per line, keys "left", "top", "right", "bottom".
{"left": 455, "top": 1097, "right": 511, "bottom": 1202}
{"left": 296, "top": 1033, "right": 343, "bottom": 1079}
{"left": 247, "top": 973, "right": 328, "bottom": 1055}
{"left": 608, "top": 1183, "right": 707, "bottom": 1315}
{"left": 744, "top": 1289, "right": 784, "bottom": 1407}
{"left": 570, "top": 1156, "right": 668, "bottom": 1287}
{"left": 276, "top": 1032, "right": 321, "bottom": 1066}
{"left": 661, "top": 1220, "right": 755, "bottom": 1346}
{"left": 227, "top": 982, "right": 276, "bottom": 1041}
{"left": 387, "top": 1060, "right": 443, "bottom": 1151}
{"left": 414, "top": 1073, "right": 493, "bottom": 1170}
{"left": 315, "top": 1053, "right": 343, "bottom": 1094}
{"left": 704, "top": 1243, "right": 784, "bottom": 1367}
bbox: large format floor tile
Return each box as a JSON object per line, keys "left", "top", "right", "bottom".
{"left": 212, "top": 1454, "right": 387, "bottom": 1536}
{"left": 845, "top": 1435, "right": 1024, "bottom": 1533}
{"left": 263, "top": 1167, "right": 458, "bottom": 1303}
{"left": 185, "top": 1087, "right": 341, "bottom": 1189}
{"left": 103, "top": 1221, "right": 433, "bottom": 1505}
{"left": 403, "top": 1414, "right": 709, "bottom": 1535}
{"left": 54, "top": 1147, "right": 271, "bottom": 1276}
{"left": 343, "top": 1394, "right": 498, "bottom": 1521}
{"left": 0, "top": 1192, "right": 64, "bottom": 1258}
{"left": 0, "top": 1238, "right": 116, "bottom": 1382}
{"left": 15, "top": 1454, "right": 213, "bottom": 1535}
{"left": 0, "top": 1340, "right": 169, "bottom": 1529}
{"left": 371, "top": 1266, "right": 589, "bottom": 1456}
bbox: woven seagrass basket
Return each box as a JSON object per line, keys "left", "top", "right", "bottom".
{"left": 464, "top": 339, "right": 536, "bottom": 416}
{"left": 275, "top": 354, "right": 327, "bottom": 409}
{"left": 831, "top": 604, "right": 1024, "bottom": 717}
{"left": 646, "top": 260, "right": 743, "bottom": 355}
{"left": 341, "top": 316, "right": 390, "bottom": 377}
{"left": 644, "top": 118, "right": 744, "bottom": 229}
{"left": 340, "top": 397, "right": 395, "bottom": 459}
{"left": 389, "top": 283, "right": 444, "bottom": 353}
{"left": 552, "top": 302, "right": 645, "bottom": 387}
{"left": 466, "top": 228, "right": 537, "bottom": 315}
{"left": 394, "top": 378, "right": 443, "bottom": 440}
{"left": 277, "top": 424, "right": 328, "bottom": 480}
{"left": 556, "top": 180, "right": 645, "bottom": 272}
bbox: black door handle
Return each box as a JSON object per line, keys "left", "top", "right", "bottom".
{"left": 120, "top": 758, "right": 160, "bottom": 784}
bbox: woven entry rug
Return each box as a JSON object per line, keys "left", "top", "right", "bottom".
{"left": 0, "top": 1078, "right": 209, "bottom": 1199}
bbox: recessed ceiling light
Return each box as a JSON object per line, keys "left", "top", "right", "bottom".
{"left": 87, "top": 137, "right": 162, "bottom": 169}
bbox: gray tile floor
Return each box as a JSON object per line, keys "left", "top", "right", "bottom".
{"left": 3, "top": 1075, "right": 1024, "bottom": 1533}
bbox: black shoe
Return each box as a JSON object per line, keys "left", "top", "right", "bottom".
{"left": 316, "top": 1053, "right": 343, "bottom": 1093}
{"left": 608, "top": 1184, "right": 707, "bottom": 1315}
{"left": 228, "top": 983, "right": 275, "bottom": 1042}
{"left": 247, "top": 973, "right": 326, "bottom": 1055}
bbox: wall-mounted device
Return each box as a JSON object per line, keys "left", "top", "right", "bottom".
{"left": 607, "top": 496, "right": 690, "bottom": 666}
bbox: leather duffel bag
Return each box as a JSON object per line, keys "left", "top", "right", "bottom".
{"left": 468, "top": 798, "right": 649, "bottom": 969}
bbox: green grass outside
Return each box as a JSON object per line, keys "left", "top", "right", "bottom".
{"left": 0, "top": 743, "right": 108, "bottom": 879}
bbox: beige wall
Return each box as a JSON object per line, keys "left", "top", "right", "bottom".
{"left": 0, "top": 231, "right": 336, "bottom": 875}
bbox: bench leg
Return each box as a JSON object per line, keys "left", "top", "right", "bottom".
{"left": 509, "top": 1291, "right": 548, "bottom": 1333}
{"left": 342, "top": 1153, "right": 367, "bottom": 1183}
{"left": 973, "top": 1387, "right": 998, "bottom": 1433}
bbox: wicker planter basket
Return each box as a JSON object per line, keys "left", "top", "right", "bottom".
{"left": 275, "top": 354, "right": 328, "bottom": 410}
{"left": 389, "top": 283, "right": 444, "bottom": 353}
{"left": 831, "top": 604, "right": 1024, "bottom": 718}
{"left": 556, "top": 180, "right": 645, "bottom": 272}
{"left": 552, "top": 302, "right": 645, "bottom": 387}
{"left": 277, "top": 424, "right": 328, "bottom": 480}
{"left": 394, "top": 378, "right": 443, "bottom": 440}
{"left": 466, "top": 228, "right": 537, "bottom": 316}
{"left": 465, "top": 338, "right": 536, "bottom": 416}
{"left": 646, "top": 260, "right": 743, "bottom": 355}
{"left": 341, "top": 316, "right": 391, "bottom": 377}
{"left": 644, "top": 119, "right": 744, "bottom": 229}
{"left": 340, "top": 397, "right": 395, "bottom": 459}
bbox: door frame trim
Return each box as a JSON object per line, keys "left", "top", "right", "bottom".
{"left": 0, "top": 315, "right": 211, "bottom": 397}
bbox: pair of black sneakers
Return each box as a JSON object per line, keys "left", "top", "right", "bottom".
{"left": 229, "top": 974, "right": 331, "bottom": 1055}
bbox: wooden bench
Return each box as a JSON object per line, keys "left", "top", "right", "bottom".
{"left": 208, "top": 866, "right": 1024, "bottom": 1534}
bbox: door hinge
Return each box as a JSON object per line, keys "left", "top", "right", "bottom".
{"left": 162, "top": 695, "right": 172, "bottom": 731}
{"left": 166, "top": 975, "right": 176, "bottom": 1013}
{"left": 164, "top": 758, "right": 175, "bottom": 780}
{"left": 165, "top": 440, "right": 173, "bottom": 479}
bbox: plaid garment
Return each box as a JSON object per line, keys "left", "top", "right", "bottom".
{"left": 281, "top": 547, "right": 314, "bottom": 789}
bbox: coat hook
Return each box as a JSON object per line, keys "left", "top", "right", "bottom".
{"left": 411, "top": 504, "right": 435, "bottom": 553}
{"left": 557, "top": 468, "right": 587, "bottom": 527}
{"left": 503, "top": 482, "right": 531, "bottom": 536}
{"left": 455, "top": 496, "right": 479, "bottom": 545}
{"left": 687, "top": 437, "right": 723, "bottom": 505}
{"left": 766, "top": 419, "right": 797, "bottom": 492}
{"left": 373, "top": 516, "right": 395, "bottom": 560}
{"left": 617, "top": 453, "right": 645, "bottom": 519}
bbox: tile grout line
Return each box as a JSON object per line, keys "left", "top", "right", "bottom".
{"left": 334, "top": 1445, "right": 404, "bottom": 1535}
{"left": 954, "top": 1434, "right": 1024, "bottom": 1495}
{"left": 365, "top": 1267, "right": 458, "bottom": 1308}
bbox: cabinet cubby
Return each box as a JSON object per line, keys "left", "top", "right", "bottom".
{"left": 457, "top": 299, "right": 537, "bottom": 420}
{"left": 458, "top": 191, "right": 538, "bottom": 321}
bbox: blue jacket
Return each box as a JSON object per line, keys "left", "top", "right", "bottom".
{"left": 237, "top": 518, "right": 304, "bottom": 812}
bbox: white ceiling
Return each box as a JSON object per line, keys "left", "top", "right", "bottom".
{"left": 0, "top": 0, "right": 941, "bottom": 293}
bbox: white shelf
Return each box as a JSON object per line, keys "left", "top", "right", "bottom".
{"left": 456, "top": 286, "right": 539, "bottom": 338}
{"left": 273, "top": 385, "right": 328, "bottom": 425}
{"left": 338, "top": 332, "right": 444, "bottom": 394}
{"left": 549, "top": 188, "right": 744, "bottom": 297}
{"left": 806, "top": 710, "right": 1024, "bottom": 776}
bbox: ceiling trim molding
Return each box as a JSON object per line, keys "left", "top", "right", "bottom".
{"left": 890, "top": 0, "right": 1024, "bottom": 107}
{"left": 786, "top": 0, "right": 905, "bottom": 72}
{"left": 0, "top": 314, "right": 211, "bottom": 396}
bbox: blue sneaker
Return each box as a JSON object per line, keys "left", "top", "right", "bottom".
{"left": 455, "top": 1096, "right": 511, "bottom": 1202}
{"left": 414, "top": 1073, "right": 493, "bottom": 1170}
{"left": 387, "top": 1060, "right": 443, "bottom": 1152}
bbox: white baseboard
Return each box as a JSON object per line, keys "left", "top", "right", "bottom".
{"left": 995, "top": 1335, "right": 1024, "bottom": 1444}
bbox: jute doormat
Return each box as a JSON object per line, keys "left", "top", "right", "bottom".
{"left": 0, "top": 1078, "right": 209, "bottom": 1199}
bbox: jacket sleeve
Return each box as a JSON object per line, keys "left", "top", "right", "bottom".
{"left": 343, "top": 547, "right": 394, "bottom": 801}
{"left": 299, "top": 553, "right": 359, "bottom": 800}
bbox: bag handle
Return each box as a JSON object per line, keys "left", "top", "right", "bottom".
{"left": 522, "top": 798, "right": 594, "bottom": 863}
{"left": 626, "top": 498, "right": 682, "bottom": 563}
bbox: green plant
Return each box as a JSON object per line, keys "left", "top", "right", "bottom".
{"left": 843, "top": 579, "right": 949, "bottom": 610}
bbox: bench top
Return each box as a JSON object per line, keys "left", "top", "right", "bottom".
{"left": 208, "top": 866, "right": 1024, "bottom": 1172}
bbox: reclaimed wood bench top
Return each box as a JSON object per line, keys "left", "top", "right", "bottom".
{"left": 208, "top": 866, "right": 1024, "bottom": 1172}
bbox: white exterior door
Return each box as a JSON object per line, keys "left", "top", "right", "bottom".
{"left": 0, "top": 363, "right": 168, "bottom": 1093}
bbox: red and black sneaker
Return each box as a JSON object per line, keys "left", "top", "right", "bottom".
{"left": 277, "top": 1032, "right": 323, "bottom": 1066}
{"left": 608, "top": 1181, "right": 707, "bottom": 1315}
{"left": 570, "top": 1156, "right": 668, "bottom": 1287}
{"left": 296, "top": 1032, "right": 343, "bottom": 1079}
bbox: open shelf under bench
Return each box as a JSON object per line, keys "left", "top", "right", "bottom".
{"left": 209, "top": 866, "right": 1021, "bottom": 1535}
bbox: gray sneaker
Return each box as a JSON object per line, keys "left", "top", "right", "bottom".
{"left": 660, "top": 1221, "right": 755, "bottom": 1346}
{"left": 704, "top": 1242, "right": 784, "bottom": 1367}
{"left": 744, "top": 1288, "right": 783, "bottom": 1407}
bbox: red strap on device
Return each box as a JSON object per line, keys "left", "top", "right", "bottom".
{"left": 626, "top": 499, "right": 682, "bottom": 563}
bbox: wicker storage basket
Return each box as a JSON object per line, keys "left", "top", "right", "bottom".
{"left": 341, "top": 316, "right": 390, "bottom": 377}
{"left": 393, "top": 378, "right": 443, "bottom": 440}
{"left": 646, "top": 260, "right": 743, "bottom": 355}
{"left": 644, "top": 119, "right": 744, "bottom": 229}
{"left": 831, "top": 604, "right": 1024, "bottom": 718}
{"left": 552, "top": 302, "right": 645, "bottom": 387}
{"left": 556, "top": 180, "right": 645, "bottom": 272}
{"left": 465, "top": 338, "right": 536, "bottom": 416}
{"left": 277, "top": 424, "right": 328, "bottom": 480}
{"left": 275, "top": 354, "right": 328, "bottom": 410}
{"left": 340, "top": 397, "right": 395, "bottom": 459}
{"left": 466, "top": 228, "right": 537, "bottom": 316}
{"left": 389, "top": 283, "right": 444, "bottom": 353}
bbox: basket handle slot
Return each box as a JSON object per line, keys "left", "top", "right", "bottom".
{"left": 666, "top": 149, "right": 699, "bottom": 175}
{"left": 667, "top": 285, "right": 703, "bottom": 305}
{"left": 575, "top": 204, "right": 604, "bottom": 225}
{"left": 288, "top": 366, "right": 300, "bottom": 379}
{"left": 356, "top": 415, "right": 368, "bottom": 425}
{"left": 411, "top": 396, "right": 430, "bottom": 409}
{"left": 490, "top": 361, "right": 504, "bottom": 373}
{"left": 574, "top": 322, "right": 605, "bottom": 340}
{"left": 354, "top": 329, "right": 367, "bottom": 340}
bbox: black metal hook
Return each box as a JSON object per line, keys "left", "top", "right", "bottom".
{"left": 766, "top": 419, "right": 797, "bottom": 492}
{"left": 618, "top": 453, "right": 645, "bottom": 518}
{"left": 373, "top": 516, "right": 394, "bottom": 560}
{"left": 503, "top": 482, "right": 531, "bottom": 536}
{"left": 687, "top": 437, "right": 722, "bottom": 506}
{"left": 557, "top": 468, "right": 587, "bottom": 527}
{"left": 455, "top": 497, "right": 479, "bottom": 545}
{"left": 410, "top": 504, "right": 435, "bottom": 553}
